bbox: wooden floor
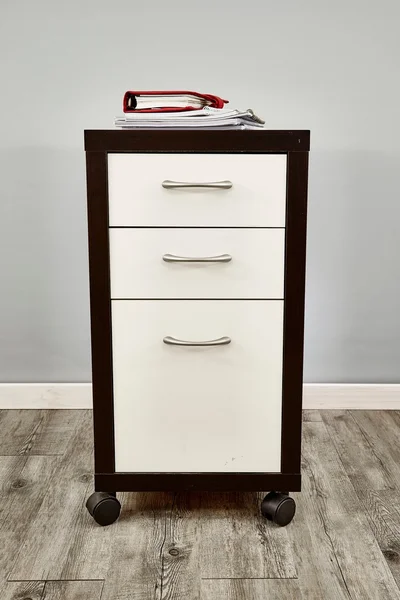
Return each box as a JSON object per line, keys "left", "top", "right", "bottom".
{"left": 1, "top": 409, "right": 400, "bottom": 599}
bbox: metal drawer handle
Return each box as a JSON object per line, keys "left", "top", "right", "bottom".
{"left": 163, "top": 336, "right": 231, "bottom": 347}
{"left": 162, "top": 253, "right": 232, "bottom": 264}
{"left": 162, "top": 180, "right": 233, "bottom": 190}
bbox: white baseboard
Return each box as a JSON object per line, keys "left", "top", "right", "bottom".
{"left": 0, "top": 383, "right": 399, "bottom": 410}
{"left": 0, "top": 383, "right": 93, "bottom": 409}
{"left": 303, "top": 384, "right": 400, "bottom": 410}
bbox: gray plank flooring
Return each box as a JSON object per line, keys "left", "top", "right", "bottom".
{"left": 0, "top": 409, "right": 83, "bottom": 456}
{"left": 200, "top": 491, "right": 296, "bottom": 579}
{"left": 302, "top": 420, "right": 400, "bottom": 599}
{"left": 1, "top": 581, "right": 103, "bottom": 600}
{"left": 1, "top": 408, "right": 400, "bottom": 599}
{"left": 101, "top": 491, "right": 176, "bottom": 600}
{"left": 0, "top": 455, "right": 57, "bottom": 596}
{"left": 321, "top": 410, "right": 397, "bottom": 493}
{"left": 9, "top": 410, "right": 114, "bottom": 581}
{"left": 201, "top": 579, "right": 302, "bottom": 600}
{"left": 2, "top": 582, "right": 45, "bottom": 600}
{"left": 303, "top": 409, "right": 323, "bottom": 422}
{"left": 364, "top": 491, "right": 400, "bottom": 589}
{"left": 42, "top": 581, "right": 104, "bottom": 600}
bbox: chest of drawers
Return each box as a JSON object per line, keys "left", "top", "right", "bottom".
{"left": 84, "top": 129, "right": 310, "bottom": 527}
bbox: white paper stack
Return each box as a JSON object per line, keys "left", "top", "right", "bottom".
{"left": 114, "top": 107, "right": 265, "bottom": 130}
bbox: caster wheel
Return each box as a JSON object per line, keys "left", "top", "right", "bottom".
{"left": 261, "top": 491, "right": 296, "bottom": 526}
{"left": 86, "top": 492, "right": 121, "bottom": 526}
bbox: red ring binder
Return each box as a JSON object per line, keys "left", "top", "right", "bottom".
{"left": 123, "top": 90, "right": 228, "bottom": 113}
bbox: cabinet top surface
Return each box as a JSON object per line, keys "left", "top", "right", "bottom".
{"left": 84, "top": 129, "right": 310, "bottom": 153}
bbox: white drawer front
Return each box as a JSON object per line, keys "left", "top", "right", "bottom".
{"left": 108, "top": 153, "right": 287, "bottom": 227}
{"left": 112, "top": 300, "right": 283, "bottom": 473}
{"left": 110, "top": 228, "right": 285, "bottom": 299}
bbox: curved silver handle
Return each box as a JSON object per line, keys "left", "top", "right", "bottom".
{"left": 162, "top": 253, "right": 232, "bottom": 264}
{"left": 163, "top": 336, "right": 231, "bottom": 347}
{"left": 162, "top": 180, "right": 233, "bottom": 190}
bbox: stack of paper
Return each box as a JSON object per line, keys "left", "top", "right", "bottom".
{"left": 114, "top": 107, "right": 265, "bottom": 130}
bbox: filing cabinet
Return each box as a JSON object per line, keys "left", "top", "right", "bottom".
{"left": 84, "top": 129, "right": 310, "bottom": 527}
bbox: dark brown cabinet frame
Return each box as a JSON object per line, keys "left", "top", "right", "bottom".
{"left": 85, "top": 130, "right": 310, "bottom": 493}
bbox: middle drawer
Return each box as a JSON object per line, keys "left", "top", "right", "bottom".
{"left": 109, "top": 228, "right": 285, "bottom": 299}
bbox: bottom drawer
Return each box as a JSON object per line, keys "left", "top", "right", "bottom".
{"left": 111, "top": 300, "right": 284, "bottom": 473}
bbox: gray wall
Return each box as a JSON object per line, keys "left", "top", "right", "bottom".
{"left": 1, "top": 0, "right": 399, "bottom": 383}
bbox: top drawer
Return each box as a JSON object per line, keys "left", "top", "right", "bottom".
{"left": 108, "top": 153, "right": 287, "bottom": 227}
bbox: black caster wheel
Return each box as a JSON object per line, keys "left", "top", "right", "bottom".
{"left": 261, "top": 491, "right": 296, "bottom": 526}
{"left": 86, "top": 492, "right": 121, "bottom": 526}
